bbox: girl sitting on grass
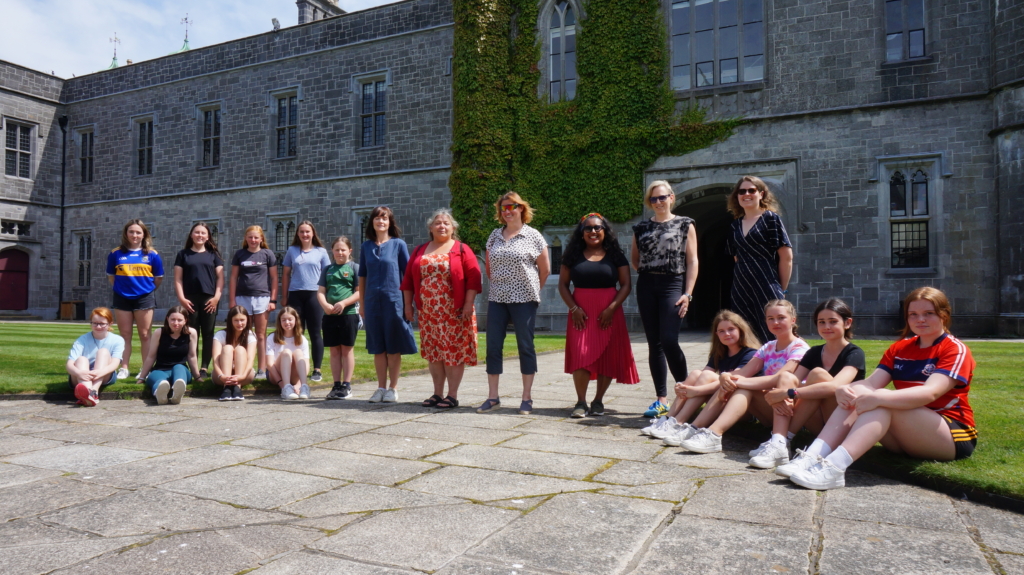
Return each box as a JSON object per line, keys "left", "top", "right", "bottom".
{"left": 66, "top": 307, "right": 125, "bottom": 407}
{"left": 212, "top": 305, "right": 257, "bottom": 401}
{"left": 136, "top": 305, "right": 199, "bottom": 405}
{"left": 267, "top": 306, "right": 311, "bottom": 400}
{"left": 788, "top": 287, "right": 976, "bottom": 490}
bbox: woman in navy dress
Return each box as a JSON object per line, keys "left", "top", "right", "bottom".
{"left": 359, "top": 206, "right": 417, "bottom": 403}
{"left": 727, "top": 176, "right": 794, "bottom": 343}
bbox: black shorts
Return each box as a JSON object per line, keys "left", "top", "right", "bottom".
{"left": 112, "top": 291, "right": 157, "bottom": 311}
{"left": 323, "top": 313, "right": 359, "bottom": 348}
{"left": 944, "top": 416, "right": 978, "bottom": 460}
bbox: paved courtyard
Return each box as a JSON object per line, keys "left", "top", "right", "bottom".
{"left": 1, "top": 334, "right": 1021, "bottom": 575}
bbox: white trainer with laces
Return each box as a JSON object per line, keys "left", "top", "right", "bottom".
{"left": 775, "top": 449, "right": 820, "bottom": 478}
{"left": 368, "top": 388, "right": 386, "bottom": 403}
{"left": 749, "top": 441, "right": 790, "bottom": 468}
{"left": 651, "top": 419, "right": 684, "bottom": 440}
{"left": 749, "top": 438, "right": 772, "bottom": 457}
{"left": 640, "top": 416, "right": 669, "bottom": 436}
{"left": 117, "top": 367, "right": 130, "bottom": 380}
{"left": 281, "top": 384, "right": 298, "bottom": 400}
{"left": 382, "top": 388, "right": 398, "bottom": 403}
{"left": 789, "top": 459, "right": 846, "bottom": 490}
{"left": 663, "top": 423, "right": 696, "bottom": 446}
{"left": 678, "top": 428, "right": 723, "bottom": 453}
{"left": 298, "top": 383, "right": 310, "bottom": 399}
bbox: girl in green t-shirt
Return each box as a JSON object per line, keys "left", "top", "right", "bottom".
{"left": 318, "top": 236, "right": 361, "bottom": 399}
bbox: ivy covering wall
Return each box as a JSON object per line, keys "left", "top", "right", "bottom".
{"left": 450, "top": 0, "right": 739, "bottom": 248}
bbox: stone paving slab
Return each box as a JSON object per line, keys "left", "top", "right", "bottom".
{"left": 230, "top": 420, "right": 377, "bottom": 451}
{"left": 6, "top": 536, "right": 143, "bottom": 575}
{"left": 143, "top": 414, "right": 303, "bottom": 437}
{"left": 317, "top": 430, "right": 458, "bottom": 459}
{"left": 252, "top": 550, "right": 417, "bottom": 574}
{"left": 0, "top": 518, "right": 95, "bottom": 547}
{"left": 281, "top": 482, "right": 463, "bottom": 515}
{"left": 602, "top": 479, "right": 700, "bottom": 503}
{"left": 160, "top": 464, "right": 343, "bottom": 509}
{"left": 0, "top": 434, "right": 66, "bottom": 457}
{"left": 400, "top": 465, "right": 596, "bottom": 501}
{"left": 254, "top": 447, "right": 438, "bottom": 485}
{"left": 957, "top": 499, "right": 1024, "bottom": 554}
{"left": 499, "top": 430, "right": 663, "bottom": 461}
{"left": 823, "top": 471, "right": 966, "bottom": 532}
{"left": 417, "top": 410, "right": 532, "bottom": 430}
{"left": 426, "top": 443, "right": 611, "bottom": 480}
{"left": 101, "top": 429, "right": 223, "bottom": 453}
{"left": 77, "top": 444, "right": 274, "bottom": 489}
{"left": 592, "top": 459, "right": 745, "bottom": 485}
{"left": 679, "top": 472, "right": 817, "bottom": 529}
{"left": 0, "top": 463, "right": 64, "bottom": 489}
{"left": 4, "top": 443, "right": 160, "bottom": 472}
{"left": 0, "top": 477, "right": 117, "bottom": 522}
{"left": 371, "top": 420, "right": 522, "bottom": 445}
{"left": 434, "top": 556, "right": 545, "bottom": 575}
{"left": 22, "top": 421, "right": 162, "bottom": 445}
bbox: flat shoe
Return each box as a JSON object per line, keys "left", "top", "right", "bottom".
{"left": 436, "top": 396, "right": 459, "bottom": 408}
{"left": 476, "top": 398, "right": 501, "bottom": 413}
{"left": 421, "top": 394, "right": 443, "bottom": 407}
{"left": 518, "top": 399, "right": 533, "bottom": 415}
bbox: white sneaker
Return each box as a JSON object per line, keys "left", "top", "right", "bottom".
{"left": 368, "top": 388, "right": 386, "bottom": 403}
{"left": 154, "top": 380, "right": 170, "bottom": 405}
{"left": 298, "top": 383, "right": 310, "bottom": 399}
{"left": 775, "top": 449, "right": 820, "bottom": 478}
{"left": 749, "top": 438, "right": 772, "bottom": 457}
{"left": 663, "top": 423, "right": 697, "bottom": 446}
{"left": 382, "top": 388, "right": 398, "bottom": 403}
{"left": 170, "top": 379, "right": 185, "bottom": 404}
{"left": 254, "top": 370, "right": 267, "bottom": 381}
{"left": 117, "top": 367, "right": 130, "bottom": 380}
{"left": 749, "top": 441, "right": 790, "bottom": 469}
{"left": 679, "top": 428, "right": 723, "bottom": 453}
{"left": 652, "top": 419, "right": 685, "bottom": 440}
{"left": 790, "top": 459, "right": 846, "bottom": 490}
{"left": 281, "top": 384, "right": 298, "bottom": 400}
{"left": 641, "top": 416, "right": 669, "bottom": 436}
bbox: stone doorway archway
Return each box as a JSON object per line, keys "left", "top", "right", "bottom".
{"left": 0, "top": 248, "right": 30, "bottom": 310}
{"left": 673, "top": 187, "right": 734, "bottom": 330}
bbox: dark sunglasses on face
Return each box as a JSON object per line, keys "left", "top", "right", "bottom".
{"left": 583, "top": 225, "right": 605, "bottom": 233}
{"left": 737, "top": 188, "right": 760, "bottom": 195}
{"left": 649, "top": 194, "right": 672, "bottom": 204}
{"left": 500, "top": 203, "right": 520, "bottom": 212}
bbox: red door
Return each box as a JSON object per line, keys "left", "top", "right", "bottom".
{"left": 0, "top": 249, "right": 29, "bottom": 310}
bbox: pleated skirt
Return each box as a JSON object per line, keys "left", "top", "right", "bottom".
{"left": 564, "top": 287, "right": 640, "bottom": 384}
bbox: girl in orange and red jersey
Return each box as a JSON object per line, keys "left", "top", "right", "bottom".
{"left": 788, "top": 287, "right": 976, "bottom": 490}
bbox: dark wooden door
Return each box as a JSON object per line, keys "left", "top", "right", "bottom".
{"left": 0, "top": 249, "right": 29, "bottom": 310}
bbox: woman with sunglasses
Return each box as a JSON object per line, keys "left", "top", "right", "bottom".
{"left": 726, "top": 176, "right": 794, "bottom": 344}
{"left": 559, "top": 213, "right": 639, "bottom": 418}
{"left": 631, "top": 181, "right": 698, "bottom": 418}
{"left": 477, "top": 192, "right": 550, "bottom": 415}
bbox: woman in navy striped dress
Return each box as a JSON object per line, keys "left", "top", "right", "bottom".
{"left": 727, "top": 176, "right": 794, "bottom": 343}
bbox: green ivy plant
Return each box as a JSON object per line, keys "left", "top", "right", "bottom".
{"left": 451, "top": 0, "right": 739, "bottom": 248}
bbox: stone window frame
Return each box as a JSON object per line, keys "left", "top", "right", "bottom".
{"left": 883, "top": 0, "right": 927, "bottom": 63}
{"left": 537, "top": 0, "right": 585, "bottom": 103}
{"left": 191, "top": 218, "right": 223, "bottom": 249}
{"left": 872, "top": 153, "right": 949, "bottom": 276}
{"left": 196, "top": 101, "right": 223, "bottom": 170}
{"left": 668, "top": 0, "right": 765, "bottom": 93}
{"left": 74, "top": 125, "right": 96, "bottom": 185}
{"left": 130, "top": 113, "right": 157, "bottom": 177}
{"left": 351, "top": 70, "right": 391, "bottom": 149}
{"left": 0, "top": 218, "right": 33, "bottom": 238}
{"left": 72, "top": 229, "right": 93, "bottom": 289}
{"left": 3, "top": 117, "right": 36, "bottom": 181}
{"left": 541, "top": 226, "right": 574, "bottom": 276}
{"left": 268, "top": 87, "right": 302, "bottom": 160}
{"left": 350, "top": 206, "right": 377, "bottom": 245}
{"left": 267, "top": 212, "right": 299, "bottom": 263}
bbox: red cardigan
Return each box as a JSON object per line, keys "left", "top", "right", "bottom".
{"left": 400, "top": 241, "right": 483, "bottom": 312}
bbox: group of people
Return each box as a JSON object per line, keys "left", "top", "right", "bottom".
{"left": 64, "top": 176, "right": 978, "bottom": 491}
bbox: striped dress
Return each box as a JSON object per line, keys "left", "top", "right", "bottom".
{"left": 727, "top": 210, "right": 792, "bottom": 343}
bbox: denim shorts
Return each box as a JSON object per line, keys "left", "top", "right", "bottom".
{"left": 236, "top": 295, "right": 271, "bottom": 315}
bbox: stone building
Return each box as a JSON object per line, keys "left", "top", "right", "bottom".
{"left": 1, "top": 0, "right": 1021, "bottom": 336}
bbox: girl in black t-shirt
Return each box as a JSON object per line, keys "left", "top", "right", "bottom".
{"left": 173, "top": 222, "right": 224, "bottom": 380}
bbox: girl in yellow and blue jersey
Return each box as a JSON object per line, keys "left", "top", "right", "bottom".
{"left": 106, "top": 219, "right": 164, "bottom": 380}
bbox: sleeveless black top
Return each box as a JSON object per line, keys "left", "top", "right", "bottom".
{"left": 154, "top": 329, "right": 189, "bottom": 369}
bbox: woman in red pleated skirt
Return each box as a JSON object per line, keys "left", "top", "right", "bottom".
{"left": 558, "top": 213, "right": 640, "bottom": 418}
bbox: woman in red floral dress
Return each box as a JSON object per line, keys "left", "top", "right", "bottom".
{"left": 401, "top": 209, "right": 483, "bottom": 408}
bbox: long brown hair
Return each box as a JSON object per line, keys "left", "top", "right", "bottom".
{"left": 900, "top": 286, "right": 952, "bottom": 339}
{"left": 183, "top": 222, "right": 221, "bottom": 258}
{"left": 291, "top": 220, "right": 324, "bottom": 248}
{"left": 272, "top": 306, "right": 305, "bottom": 345}
{"left": 364, "top": 206, "right": 402, "bottom": 241}
{"left": 162, "top": 305, "right": 191, "bottom": 336}
{"left": 223, "top": 305, "right": 252, "bottom": 347}
{"left": 814, "top": 298, "right": 854, "bottom": 340}
{"left": 240, "top": 225, "right": 269, "bottom": 249}
{"left": 709, "top": 310, "right": 761, "bottom": 365}
{"left": 727, "top": 176, "right": 781, "bottom": 218}
{"left": 119, "top": 219, "right": 155, "bottom": 255}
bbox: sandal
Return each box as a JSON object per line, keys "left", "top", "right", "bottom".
{"left": 476, "top": 398, "right": 501, "bottom": 413}
{"left": 518, "top": 399, "right": 534, "bottom": 415}
{"left": 421, "top": 394, "right": 443, "bottom": 407}
{"left": 436, "top": 396, "right": 459, "bottom": 409}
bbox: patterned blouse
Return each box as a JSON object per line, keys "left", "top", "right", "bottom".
{"left": 485, "top": 225, "right": 547, "bottom": 303}
{"left": 632, "top": 216, "right": 694, "bottom": 275}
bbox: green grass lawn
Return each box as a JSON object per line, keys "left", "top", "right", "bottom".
{"left": 0, "top": 322, "right": 565, "bottom": 397}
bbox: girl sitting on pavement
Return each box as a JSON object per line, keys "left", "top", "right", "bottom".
{"left": 267, "top": 306, "right": 311, "bottom": 400}
{"left": 788, "top": 287, "right": 976, "bottom": 490}
{"left": 678, "top": 299, "right": 809, "bottom": 458}
{"left": 66, "top": 307, "right": 125, "bottom": 407}
{"left": 643, "top": 310, "right": 760, "bottom": 443}
{"left": 136, "top": 305, "right": 199, "bottom": 405}
{"left": 212, "top": 305, "right": 258, "bottom": 401}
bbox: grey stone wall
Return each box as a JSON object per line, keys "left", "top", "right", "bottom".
{"left": 994, "top": 0, "right": 1024, "bottom": 87}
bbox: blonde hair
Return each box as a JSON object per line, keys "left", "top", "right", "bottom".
{"left": 727, "top": 176, "right": 780, "bottom": 218}
{"left": 764, "top": 299, "right": 800, "bottom": 337}
{"left": 900, "top": 286, "right": 952, "bottom": 338}
{"left": 273, "top": 306, "right": 305, "bottom": 345}
{"left": 493, "top": 192, "right": 535, "bottom": 224}
{"left": 643, "top": 180, "right": 674, "bottom": 209}
{"left": 709, "top": 310, "right": 761, "bottom": 366}
{"left": 427, "top": 208, "right": 461, "bottom": 241}
{"left": 240, "top": 225, "right": 269, "bottom": 249}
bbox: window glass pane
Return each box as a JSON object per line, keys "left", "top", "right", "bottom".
{"left": 19, "top": 153, "right": 29, "bottom": 178}
{"left": 550, "top": 80, "right": 560, "bottom": 101}
{"left": 564, "top": 5, "right": 575, "bottom": 26}
{"left": 564, "top": 30, "right": 576, "bottom": 53}
{"left": 146, "top": 149, "right": 152, "bottom": 174}
{"left": 695, "top": 29, "right": 714, "bottom": 62}
{"left": 742, "top": 0, "right": 762, "bottom": 23}
{"left": 891, "top": 221, "right": 928, "bottom": 268}
{"left": 566, "top": 78, "right": 576, "bottom": 100}
{"left": 672, "top": 1, "right": 690, "bottom": 36}
{"left": 203, "top": 140, "right": 211, "bottom": 166}
{"left": 889, "top": 172, "right": 906, "bottom": 216}
{"left": 551, "top": 53, "right": 561, "bottom": 80}
{"left": 885, "top": 0, "right": 902, "bottom": 34}
{"left": 719, "top": 25, "right": 738, "bottom": 59}
{"left": 743, "top": 54, "right": 763, "bottom": 81}
{"left": 375, "top": 115, "right": 385, "bottom": 146}
{"left": 279, "top": 98, "right": 288, "bottom": 125}
{"left": 19, "top": 128, "right": 30, "bottom": 151}
{"left": 362, "top": 84, "right": 373, "bottom": 114}
{"left": 362, "top": 117, "right": 372, "bottom": 147}
{"left": 743, "top": 21, "right": 762, "bottom": 56}
{"left": 204, "top": 111, "right": 212, "bottom": 138}
{"left": 720, "top": 58, "right": 738, "bottom": 83}
{"left": 550, "top": 5, "right": 561, "bottom": 28}
{"left": 672, "top": 33, "right": 690, "bottom": 67}
{"left": 376, "top": 81, "right": 387, "bottom": 112}
{"left": 139, "top": 122, "right": 146, "bottom": 146}
{"left": 908, "top": 29, "right": 924, "bottom": 58}
{"left": 5, "top": 127, "right": 15, "bottom": 150}
{"left": 696, "top": 61, "right": 714, "bottom": 86}
{"left": 672, "top": 65, "right": 691, "bottom": 90}
{"left": 213, "top": 139, "right": 220, "bottom": 166}
{"left": 719, "top": 0, "right": 737, "bottom": 28}
{"left": 694, "top": 0, "right": 713, "bottom": 32}
{"left": 906, "top": 0, "right": 924, "bottom": 28}
{"left": 564, "top": 51, "right": 576, "bottom": 81}
{"left": 278, "top": 129, "right": 287, "bottom": 157}
{"left": 289, "top": 97, "right": 297, "bottom": 124}
{"left": 288, "top": 127, "right": 296, "bottom": 156}
{"left": 911, "top": 171, "right": 928, "bottom": 215}
{"left": 886, "top": 33, "right": 903, "bottom": 61}
{"left": 214, "top": 110, "right": 221, "bottom": 136}
{"left": 551, "top": 31, "right": 561, "bottom": 55}
{"left": 5, "top": 151, "right": 16, "bottom": 176}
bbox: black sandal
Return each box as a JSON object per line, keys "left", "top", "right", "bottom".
{"left": 436, "top": 396, "right": 459, "bottom": 408}
{"left": 421, "top": 394, "right": 443, "bottom": 407}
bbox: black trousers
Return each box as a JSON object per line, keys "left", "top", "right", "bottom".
{"left": 184, "top": 292, "right": 218, "bottom": 370}
{"left": 288, "top": 290, "right": 325, "bottom": 369}
{"left": 636, "top": 272, "right": 688, "bottom": 398}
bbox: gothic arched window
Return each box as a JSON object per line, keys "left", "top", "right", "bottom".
{"left": 889, "top": 170, "right": 907, "bottom": 216}
{"left": 548, "top": 1, "right": 577, "bottom": 102}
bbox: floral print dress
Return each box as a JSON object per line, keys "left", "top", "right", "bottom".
{"left": 418, "top": 253, "right": 478, "bottom": 366}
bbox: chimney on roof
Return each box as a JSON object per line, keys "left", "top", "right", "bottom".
{"left": 296, "top": 0, "right": 345, "bottom": 25}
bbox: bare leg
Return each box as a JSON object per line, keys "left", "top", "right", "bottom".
{"left": 133, "top": 308, "right": 154, "bottom": 374}
{"left": 68, "top": 356, "right": 92, "bottom": 384}
{"left": 572, "top": 369, "right": 591, "bottom": 403}
{"left": 115, "top": 309, "right": 135, "bottom": 370}
{"left": 276, "top": 349, "right": 294, "bottom": 388}
{"left": 521, "top": 373, "right": 534, "bottom": 402}
{"left": 252, "top": 312, "right": 268, "bottom": 371}
{"left": 90, "top": 348, "right": 117, "bottom": 390}
{"left": 691, "top": 389, "right": 728, "bottom": 428}
{"left": 216, "top": 344, "right": 235, "bottom": 386}
{"left": 843, "top": 407, "right": 956, "bottom": 461}
{"left": 329, "top": 347, "right": 343, "bottom": 382}
{"left": 387, "top": 353, "right": 401, "bottom": 389}
{"left": 373, "top": 354, "right": 388, "bottom": 387}
{"left": 340, "top": 345, "right": 355, "bottom": 382}
{"left": 593, "top": 375, "right": 612, "bottom": 402}
{"left": 675, "top": 394, "right": 712, "bottom": 423}
{"left": 487, "top": 373, "right": 500, "bottom": 400}
{"left": 232, "top": 345, "right": 249, "bottom": 378}
{"left": 444, "top": 364, "right": 466, "bottom": 398}
{"left": 667, "top": 370, "right": 704, "bottom": 417}
{"left": 708, "top": 389, "right": 755, "bottom": 436}
{"left": 429, "top": 362, "right": 446, "bottom": 397}
{"left": 293, "top": 352, "right": 308, "bottom": 385}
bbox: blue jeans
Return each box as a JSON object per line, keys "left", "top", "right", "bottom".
{"left": 146, "top": 364, "right": 192, "bottom": 395}
{"left": 486, "top": 301, "right": 539, "bottom": 375}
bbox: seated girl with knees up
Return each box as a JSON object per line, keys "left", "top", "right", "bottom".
{"left": 770, "top": 298, "right": 865, "bottom": 476}
{"left": 136, "top": 305, "right": 200, "bottom": 405}
{"left": 788, "top": 287, "right": 976, "bottom": 490}
{"left": 66, "top": 307, "right": 125, "bottom": 407}
{"left": 677, "top": 299, "right": 809, "bottom": 456}
{"left": 267, "top": 306, "right": 311, "bottom": 400}
{"left": 212, "top": 305, "right": 258, "bottom": 401}
{"left": 642, "top": 310, "right": 760, "bottom": 444}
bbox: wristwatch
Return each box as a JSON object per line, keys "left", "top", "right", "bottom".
{"left": 682, "top": 293, "right": 692, "bottom": 302}
{"left": 787, "top": 388, "right": 798, "bottom": 400}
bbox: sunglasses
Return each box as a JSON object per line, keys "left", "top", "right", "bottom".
{"left": 583, "top": 225, "right": 605, "bottom": 233}
{"left": 737, "top": 188, "right": 760, "bottom": 195}
{"left": 649, "top": 194, "right": 673, "bottom": 204}
{"left": 500, "top": 203, "right": 521, "bottom": 212}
